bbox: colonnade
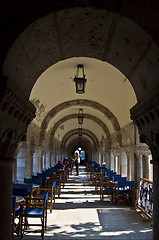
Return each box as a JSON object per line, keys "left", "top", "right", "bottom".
{"left": 98, "top": 145, "right": 153, "bottom": 184}
{"left": 14, "top": 138, "right": 153, "bottom": 186}
{"left": 13, "top": 141, "right": 61, "bottom": 182}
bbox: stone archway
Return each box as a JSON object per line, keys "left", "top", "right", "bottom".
{"left": 61, "top": 128, "right": 99, "bottom": 151}
{"left": 40, "top": 99, "right": 120, "bottom": 144}
{"left": 49, "top": 113, "right": 110, "bottom": 146}
{"left": 1, "top": 3, "right": 159, "bottom": 240}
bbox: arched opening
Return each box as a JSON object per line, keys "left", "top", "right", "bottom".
{"left": 1, "top": 4, "right": 159, "bottom": 240}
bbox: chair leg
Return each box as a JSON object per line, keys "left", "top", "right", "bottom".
{"left": 50, "top": 194, "right": 53, "bottom": 213}
{"left": 41, "top": 218, "right": 44, "bottom": 240}
{"left": 20, "top": 215, "right": 23, "bottom": 240}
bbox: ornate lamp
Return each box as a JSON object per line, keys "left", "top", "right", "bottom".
{"left": 78, "top": 108, "right": 84, "bottom": 124}
{"left": 74, "top": 64, "right": 87, "bottom": 94}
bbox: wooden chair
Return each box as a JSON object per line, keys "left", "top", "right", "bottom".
{"left": 20, "top": 191, "right": 49, "bottom": 240}
{"left": 100, "top": 181, "right": 117, "bottom": 203}
{"left": 94, "top": 172, "right": 104, "bottom": 191}
{"left": 37, "top": 181, "right": 56, "bottom": 213}
{"left": 55, "top": 173, "right": 62, "bottom": 197}
{"left": 115, "top": 181, "right": 135, "bottom": 206}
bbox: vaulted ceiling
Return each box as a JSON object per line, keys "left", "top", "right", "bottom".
{"left": 3, "top": 6, "right": 159, "bottom": 153}
{"left": 30, "top": 57, "right": 136, "bottom": 147}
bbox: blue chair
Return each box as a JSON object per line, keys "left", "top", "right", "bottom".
{"left": 100, "top": 181, "right": 117, "bottom": 203}
{"left": 20, "top": 191, "right": 49, "bottom": 240}
{"left": 37, "top": 181, "right": 57, "bottom": 213}
{"left": 115, "top": 180, "right": 135, "bottom": 206}
{"left": 13, "top": 185, "right": 28, "bottom": 197}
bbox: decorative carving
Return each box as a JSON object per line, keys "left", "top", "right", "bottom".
{"left": 30, "top": 98, "right": 48, "bottom": 123}
{"left": 130, "top": 86, "right": 159, "bottom": 124}
{"left": 130, "top": 86, "right": 159, "bottom": 164}
{"left": 0, "top": 84, "right": 36, "bottom": 158}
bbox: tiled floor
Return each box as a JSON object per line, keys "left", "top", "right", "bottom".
{"left": 15, "top": 166, "right": 153, "bottom": 239}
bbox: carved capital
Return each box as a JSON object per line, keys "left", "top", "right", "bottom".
{"left": 130, "top": 85, "right": 159, "bottom": 124}
{"left": 130, "top": 86, "right": 159, "bottom": 164}
{"left": 0, "top": 80, "right": 36, "bottom": 158}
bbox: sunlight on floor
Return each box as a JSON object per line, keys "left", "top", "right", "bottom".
{"left": 16, "top": 166, "right": 153, "bottom": 239}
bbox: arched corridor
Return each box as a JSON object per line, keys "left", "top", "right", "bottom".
{"left": 0, "top": 1, "right": 159, "bottom": 240}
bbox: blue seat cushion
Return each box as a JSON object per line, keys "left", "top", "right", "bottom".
{"left": 39, "top": 192, "right": 52, "bottom": 197}
{"left": 24, "top": 207, "right": 44, "bottom": 215}
{"left": 103, "top": 189, "right": 114, "bottom": 192}
{"left": 119, "top": 189, "right": 132, "bottom": 194}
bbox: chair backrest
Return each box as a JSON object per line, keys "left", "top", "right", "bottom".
{"left": 12, "top": 196, "right": 16, "bottom": 212}
{"left": 13, "top": 187, "right": 28, "bottom": 197}
{"left": 117, "top": 180, "right": 135, "bottom": 187}
{"left": 44, "top": 191, "right": 49, "bottom": 206}
{"left": 25, "top": 177, "right": 41, "bottom": 185}
{"left": 52, "top": 181, "right": 56, "bottom": 189}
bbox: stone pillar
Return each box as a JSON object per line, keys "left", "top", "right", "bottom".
{"left": 126, "top": 149, "right": 133, "bottom": 181}
{"left": 110, "top": 151, "right": 114, "bottom": 170}
{"left": 44, "top": 153, "right": 46, "bottom": 170}
{"left": 127, "top": 154, "right": 131, "bottom": 181}
{"left": 114, "top": 155, "right": 117, "bottom": 172}
{"left": 30, "top": 150, "right": 34, "bottom": 177}
{"left": 105, "top": 150, "right": 110, "bottom": 169}
{"left": 144, "top": 154, "right": 150, "bottom": 180}
{"left": 49, "top": 151, "right": 52, "bottom": 168}
{"left": 33, "top": 148, "right": 39, "bottom": 175}
{"left": 0, "top": 158, "right": 14, "bottom": 240}
{"left": 13, "top": 156, "right": 17, "bottom": 182}
{"left": 38, "top": 146, "right": 42, "bottom": 173}
{"left": 120, "top": 150, "right": 127, "bottom": 177}
{"left": 26, "top": 141, "right": 30, "bottom": 178}
{"left": 98, "top": 152, "right": 102, "bottom": 166}
{"left": 117, "top": 154, "right": 121, "bottom": 175}
{"left": 17, "top": 142, "right": 27, "bottom": 183}
{"left": 136, "top": 151, "right": 143, "bottom": 184}
{"left": 152, "top": 160, "right": 159, "bottom": 240}
{"left": 130, "top": 85, "right": 159, "bottom": 240}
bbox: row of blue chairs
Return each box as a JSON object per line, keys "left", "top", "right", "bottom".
{"left": 12, "top": 161, "right": 71, "bottom": 239}
{"left": 86, "top": 161, "right": 135, "bottom": 206}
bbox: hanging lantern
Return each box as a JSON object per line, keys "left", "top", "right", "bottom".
{"left": 78, "top": 127, "right": 82, "bottom": 135}
{"left": 73, "top": 64, "right": 87, "bottom": 94}
{"left": 78, "top": 108, "right": 84, "bottom": 124}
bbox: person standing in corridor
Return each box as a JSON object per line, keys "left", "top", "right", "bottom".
{"left": 72, "top": 153, "right": 79, "bottom": 176}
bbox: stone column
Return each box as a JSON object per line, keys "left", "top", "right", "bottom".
{"left": 127, "top": 154, "right": 130, "bottom": 180}
{"left": 38, "top": 146, "right": 42, "bottom": 173}
{"left": 105, "top": 150, "right": 110, "bottom": 169}
{"left": 120, "top": 150, "right": 127, "bottom": 177}
{"left": 0, "top": 158, "right": 14, "bottom": 240}
{"left": 130, "top": 85, "right": 159, "bottom": 240}
{"left": 117, "top": 154, "right": 121, "bottom": 175}
{"left": 152, "top": 160, "right": 159, "bottom": 240}
{"left": 49, "top": 151, "right": 52, "bottom": 168}
{"left": 126, "top": 151, "right": 133, "bottom": 181}
{"left": 13, "top": 156, "right": 17, "bottom": 182}
{"left": 44, "top": 153, "right": 46, "bottom": 170}
{"left": 30, "top": 150, "right": 34, "bottom": 177}
{"left": 144, "top": 154, "right": 150, "bottom": 180}
{"left": 98, "top": 152, "right": 102, "bottom": 166}
{"left": 17, "top": 142, "right": 27, "bottom": 182}
{"left": 136, "top": 151, "right": 143, "bottom": 184}
{"left": 110, "top": 151, "right": 114, "bottom": 170}
{"left": 114, "top": 155, "right": 117, "bottom": 172}
{"left": 26, "top": 141, "right": 30, "bottom": 178}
